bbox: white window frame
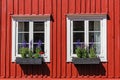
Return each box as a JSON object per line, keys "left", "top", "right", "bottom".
{"left": 67, "top": 14, "right": 107, "bottom": 62}
{"left": 12, "top": 15, "right": 50, "bottom": 62}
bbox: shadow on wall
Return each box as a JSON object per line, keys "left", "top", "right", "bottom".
{"left": 20, "top": 63, "right": 50, "bottom": 76}
{"left": 74, "top": 63, "right": 106, "bottom": 76}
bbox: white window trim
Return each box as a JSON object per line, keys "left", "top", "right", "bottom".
{"left": 12, "top": 15, "right": 50, "bottom": 62}
{"left": 67, "top": 14, "right": 107, "bottom": 62}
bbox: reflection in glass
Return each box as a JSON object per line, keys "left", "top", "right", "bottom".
{"left": 18, "top": 33, "right": 29, "bottom": 43}
{"left": 73, "top": 33, "right": 84, "bottom": 42}
{"left": 18, "top": 22, "right": 29, "bottom": 32}
{"left": 34, "top": 22, "right": 44, "bottom": 31}
{"left": 89, "top": 32, "right": 100, "bottom": 42}
{"left": 89, "top": 21, "right": 100, "bottom": 31}
{"left": 89, "top": 43, "right": 101, "bottom": 55}
{"left": 34, "top": 33, "right": 44, "bottom": 42}
{"left": 73, "top": 21, "right": 84, "bottom": 31}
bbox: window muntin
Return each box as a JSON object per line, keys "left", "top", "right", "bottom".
{"left": 17, "top": 21, "right": 45, "bottom": 56}
{"left": 67, "top": 14, "right": 107, "bottom": 62}
{"left": 12, "top": 16, "right": 50, "bottom": 62}
{"left": 72, "top": 20, "right": 101, "bottom": 55}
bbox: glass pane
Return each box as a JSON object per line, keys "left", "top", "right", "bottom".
{"left": 34, "top": 33, "right": 44, "bottom": 42}
{"left": 89, "top": 43, "right": 101, "bottom": 55}
{"left": 33, "top": 44, "right": 44, "bottom": 53}
{"left": 89, "top": 21, "right": 100, "bottom": 31}
{"left": 73, "top": 33, "right": 84, "bottom": 42}
{"left": 73, "top": 21, "right": 84, "bottom": 31}
{"left": 34, "top": 22, "right": 44, "bottom": 31}
{"left": 18, "top": 22, "right": 29, "bottom": 32}
{"left": 18, "top": 33, "right": 29, "bottom": 43}
{"left": 89, "top": 32, "right": 100, "bottom": 42}
{"left": 18, "top": 44, "right": 29, "bottom": 54}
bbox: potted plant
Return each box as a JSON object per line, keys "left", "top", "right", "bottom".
{"left": 16, "top": 40, "right": 44, "bottom": 64}
{"left": 72, "top": 40, "right": 100, "bottom": 64}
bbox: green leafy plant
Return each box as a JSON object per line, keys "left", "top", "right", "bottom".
{"left": 33, "top": 53, "right": 40, "bottom": 58}
{"left": 75, "top": 47, "right": 82, "bottom": 58}
{"left": 19, "top": 47, "right": 29, "bottom": 58}
{"left": 19, "top": 40, "right": 44, "bottom": 58}
{"left": 28, "top": 50, "right": 33, "bottom": 58}
{"left": 75, "top": 47, "right": 88, "bottom": 58}
{"left": 75, "top": 40, "right": 97, "bottom": 58}
{"left": 89, "top": 47, "right": 97, "bottom": 58}
{"left": 82, "top": 48, "right": 88, "bottom": 58}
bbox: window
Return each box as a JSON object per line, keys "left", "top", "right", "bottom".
{"left": 67, "top": 14, "right": 107, "bottom": 62}
{"left": 12, "top": 15, "right": 50, "bottom": 62}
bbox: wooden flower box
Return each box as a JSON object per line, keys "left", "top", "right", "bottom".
{"left": 16, "top": 57, "right": 43, "bottom": 64}
{"left": 72, "top": 57, "right": 100, "bottom": 64}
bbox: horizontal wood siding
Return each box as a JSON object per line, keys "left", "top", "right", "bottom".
{"left": 0, "top": 0, "right": 120, "bottom": 79}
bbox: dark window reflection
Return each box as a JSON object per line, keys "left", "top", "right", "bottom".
{"left": 34, "top": 22, "right": 44, "bottom": 31}
{"left": 34, "top": 33, "right": 44, "bottom": 43}
{"left": 73, "top": 21, "right": 84, "bottom": 31}
{"left": 18, "top": 22, "right": 29, "bottom": 32}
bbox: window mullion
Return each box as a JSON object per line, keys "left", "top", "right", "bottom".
{"left": 85, "top": 20, "right": 89, "bottom": 48}
{"left": 71, "top": 20, "right": 74, "bottom": 56}
{"left": 29, "top": 21, "right": 33, "bottom": 51}
{"left": 87, "top": 20, "right": 89, "bottom": 47}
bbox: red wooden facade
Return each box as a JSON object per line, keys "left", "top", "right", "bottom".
{"left": 0, "top": 0, "right": 120, "bottom": 79}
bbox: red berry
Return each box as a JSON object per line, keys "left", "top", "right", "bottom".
{"left": 39, "top": 51, "right": 44, "bottom": 54}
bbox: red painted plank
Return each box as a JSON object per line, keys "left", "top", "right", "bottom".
{"left": 61, "top": 0, "right": 68, "bottom": 78}
{"left": 32, "top": 0, "right": 38, "bottom": 14}
{"left": 101, "top": 0, "right": 107, "bottom": 13}
{"left": 57, "top": 0, "right": 62, "bottom": 78}
{"left": 69, "top": 0, "right": 75, "bottom": 13}
{"left": 2, "top": 78, "right": 120, "bottom": 80}
{"left": 91, "top": 0, "right": 95, "bottom": 13}
{"left": 119, "top": 5, "right": 120, "bottom": 78}
{"left": 16, "top": 64, "right": 22, "bottom": 78}
{"left": 76, "top": 0, "right": 80, "bottom": 13}
{"left": 39, "top": 0, "right": 44, "bottom": 14}
{"left": 52, "top": 0, "right": 57, "bottom": 78}
{"left": 56, "top": 0, "right": 62, "bottom": 78}
{"left": 114, "top": 0, "right": 120, "bottom": 77}
{"left": 1, "top": 0, "right": 7, "bottom": 78}
{"left": 45, "top": 0, "right": 51, "bottom": 14}
{"left": 25, "top": 0, "right": 31, "bottom": 14}
{"left": 81, "top": 0, "right": 86, "bottom": 13}
{"left": 81, "top": 0, "right": 85, "bottom": 13}
{"left": 18, "top": 0, "right": 24, "bottom": 14}
{"left": 5, "top": 0, "right": 13, "bottom": 77}
{"left": 0, "top": 0, "right": 1, "bottom": 77}
{"left": 86, "top": 0, "right": 90, "bottom": 13}
{"left": 96, "top": 0, "right": 100, "bottom": 13}
{"left": 71, "top": 64, "right": 77, "bottom": 78}
{"left": 66, "top": 63, "right": 72, "bottom": 78}
{"left": 14, "top": 0, "right": 18, "bottom": 14}
{"left": 108, "top": 0, "right": 115, "bottom": 78}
